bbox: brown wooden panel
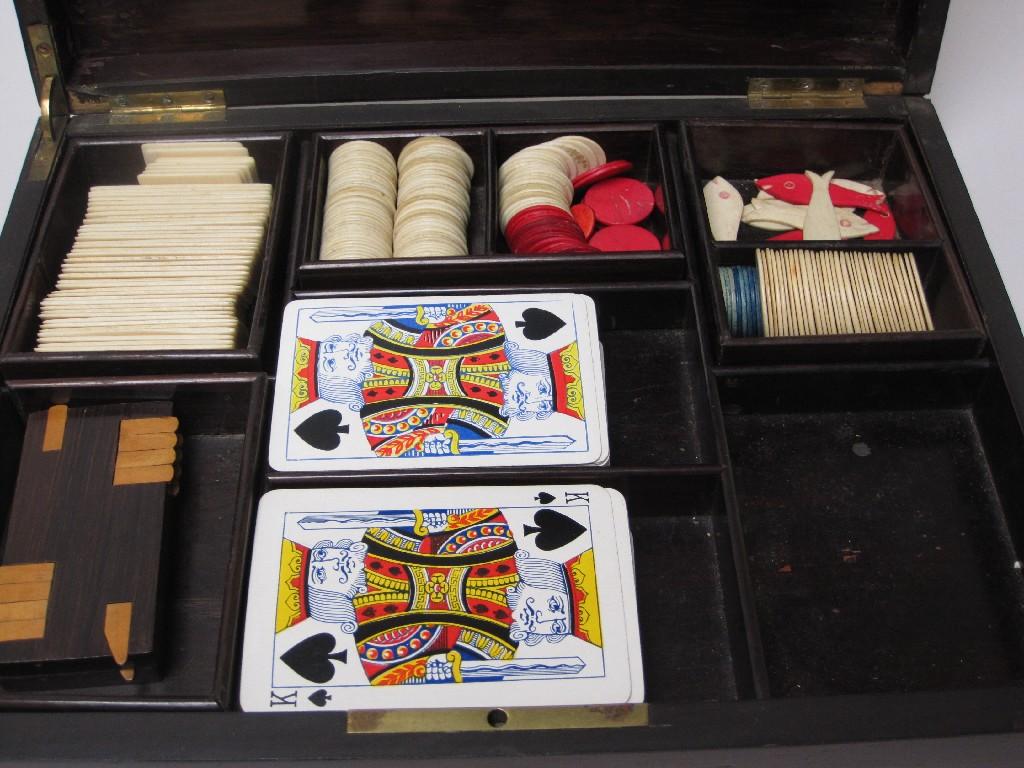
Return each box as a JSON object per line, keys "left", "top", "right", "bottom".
{"left": 0, "top": 402, "right": 173, "bottom": 673}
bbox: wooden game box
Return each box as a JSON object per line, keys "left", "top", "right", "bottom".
{"left": 0, "top": 0, "right": 1023, "bottom": 764}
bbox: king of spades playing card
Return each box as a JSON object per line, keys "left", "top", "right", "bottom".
{"left": 241, "top": 486, "right": 634, "bottom": 711}
{"left": 270, "top": 294, "right": 606, "bottom": 471}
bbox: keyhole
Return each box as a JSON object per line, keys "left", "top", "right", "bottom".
{"left": 487, "top": 709, "right": 509, "bottom": 728}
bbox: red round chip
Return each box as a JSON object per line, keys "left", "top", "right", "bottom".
{"left": 505, "top": 205, "right": 573, "bottom": 241}
{"left": 570, "top": 204, "right": 596, "bottom": 239}
{"left": 589, "top": 224, "right": 661, "bottom": 253}
{"left": 584, "top": 178, "right": 655, "bottom": 226}
{"left": 571, "top": 160, "right": 634, "bottom": 191}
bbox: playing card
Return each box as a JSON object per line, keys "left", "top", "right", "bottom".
{"left": 605, "top": 487, "right": 644, "bottom": 703}
{"left": 269, "top": 293, "right": 607, "bottom": 471}
{"left": 239, "top": 485, "right": 636, "bottom": 712}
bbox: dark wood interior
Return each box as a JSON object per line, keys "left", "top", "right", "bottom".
{"left": 3, "top": 0, "right": 1024, "bottom": 760}
{"left": 45, "top": 0, "right": 928, "bottom": 101}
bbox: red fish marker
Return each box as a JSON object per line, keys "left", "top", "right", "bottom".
{"left": 571, "top": 160, "right": 634, "bottom": 191}
{"left": 570, "top": 204, "right": 596, "bottom": 239}
{"left": 863, "top": 206, "right": 897, "bottom": 239}
{"left": 756, "top": 174, "right": 889, "bottom": 213}
{"left": 590, "top": 224, "right": 661, "bottom": 252}
{"left": 584, "top": 178, "right": 655, "bottom": 226}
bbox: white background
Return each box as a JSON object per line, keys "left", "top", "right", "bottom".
{"left": 0, "top": 1, "right": 1022, "bottom": 321}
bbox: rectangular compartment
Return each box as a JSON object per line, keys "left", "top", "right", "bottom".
{"left": 711, "top": 244, "right": 985, "bottom": 363}
{"left": 681, "top": 119, "right": 986, "bottom": 364}
{"left": 272, "top": 282, "right": 720, "bottom": 485}
{"left": 718, "top": 366, "right": 1024, "bottom": 698}
{"left": 293, "top": 125, "right": 686, "bottom": 290}
{"left": 0, "top": 374, "right": 267, "bottom": 709}
{"left": 295, "top": 129, "right": 490, "bottom": 289}
{"left": 617, "top": 472, "right": 752, "bottom": 703}
{"left": 0, "top": 134, "right": 296, "bottom": 379}
{"left": 492, "top": 125, "right": 682, "bottom": 273}
{"left": 684, "top": 120, "right": 942, "bottom": 244}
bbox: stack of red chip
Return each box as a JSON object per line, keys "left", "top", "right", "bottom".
{"left": 505, "top": 205, "right": 599, "bottom": 254}
{"left": 502, "top": 149, "right": 669, "bottom": 255}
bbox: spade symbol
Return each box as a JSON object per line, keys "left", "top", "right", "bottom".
{"left": 294, "top": 409, "right": 350, "bottom": 451}
{"left": 280, "top": 633, "right": 349, "bottom": 684}
{"left": 523, "top": 509, "right": 587, "bottom": 552}
{"left": 535, "top": 491, "right": 555, "bottom": 505}
{"left": 516, "top": 308, "right": 566, "bottom": 341}
{"left": 308, "top": 689, "right": 332, "bottom": 708}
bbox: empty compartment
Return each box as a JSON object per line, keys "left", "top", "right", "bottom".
{"left": 274, "top": 282, "right": 718, "bottom": 485}
{"left": 0, "top": 374, "right": 267, "bottom": 708}
{"left": 616, "top": 473, "right": 752, "bottom": 702}
{"left": 0, "top": 134, "right": 295, "bottom": 378}
{"left": 711, "top": 244, "right": 985, "bottom": 363}
{"left": 296, "top": 130, "right": 489, "bottom": 290}
{"left": 719, "top": 367, "right": 1024, "bottom": 698}
{"left": 685, "top": 120, "right": 941, "bottom": 244}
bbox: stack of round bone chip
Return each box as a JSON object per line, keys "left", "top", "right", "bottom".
{"left": 499, "top": 136, "right": 606, "bottom": 233}
{"left": 320, "top": 141, "right": 397, "bottom": 260}
{"left": 393, "top": 137, "right": 474, "bottom": 258}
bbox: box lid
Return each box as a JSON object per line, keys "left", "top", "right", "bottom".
{"left": 22, "top": 0, "right": 949, "bottom": 109}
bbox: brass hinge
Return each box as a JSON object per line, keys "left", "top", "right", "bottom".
{"left": 109, "top": 90, "right": 226, "bottom": 125}
{"left": 748, "top": 78, "right": 901, "bottom": 109}
{"left": 27, "top": 24, "right": 63, "bottom": 180}
{"left": 68, "top": 89, "right": 227, "bottom": 125}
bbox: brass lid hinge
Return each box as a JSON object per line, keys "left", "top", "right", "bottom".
{"left": 108, "top": 90, "right": 226, "bottom": 125}
{"left": 747, "top": 78, "right": 900, "bottom": 109}
{"left": 67, "top": 89, "right": 227, "bottom": 124}
{"left": 26, "top": 24, "right": 64, "bottom": 180}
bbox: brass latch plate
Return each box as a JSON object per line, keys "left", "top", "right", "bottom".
{"left": 347, "top": 703, "right": 649, "bottom": 734}
{"left": 748, "top": 78, "right": 868, "bottom": 109}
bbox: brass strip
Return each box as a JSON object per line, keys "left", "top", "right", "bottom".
{"left": 118, "top": 431, "right": 178, "bottom": 452}
{"left": 119, "top": 417, "right": 179, "bottom": 436}
{"left": 0, "top": 582, "right": 51, "bottom": 603}
{"left": 113, "top": 464, "right": 174, "bottom": 486}
{"left": 0, "top": 618, "right": 47, "bottom": 642}
{"left": 347, "top": 703, "right": 648, "bottom": 734}
{"left": 114, "top": 448, "right": 176, "bottom": 469}
{"left": 104, "top": 602, "right": 133, "bottom": 665}
{"left": 0, "top": 600, "right": 48, "bottom": 622}
{"left": 42, "top": 404, "right": 68, "bottom": 452}
{"left": 0, "top": 563, "right": 54, "bottom": 585}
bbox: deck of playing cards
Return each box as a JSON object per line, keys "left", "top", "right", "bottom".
{"left": 270, "top": 292, "right": 608, "bottom": 471}
{"left": 34, "top": 141, "right": 272, "bottom": 352}
{"left": 239, "top": 485, "right": 641, "bottom": 712}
